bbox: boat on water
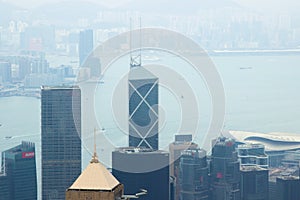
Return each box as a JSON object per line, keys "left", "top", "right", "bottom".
{"left": 4, "top": 136, "right": 12, "bottom": 140}
{"left": 240, "top": 67, "right": 253, "bottom": 70}
{"left": 142, "top": 55, "right": 161, "bottom": 62}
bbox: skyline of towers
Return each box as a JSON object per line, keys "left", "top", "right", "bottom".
{"left": 41, "top": 85, "right": 82, "bottom": 200}
{"left": 128, "top": 66, "right": 159, "bottom": 150}
{"left": 0, "top": 141, "right": 37, "bottom": 200}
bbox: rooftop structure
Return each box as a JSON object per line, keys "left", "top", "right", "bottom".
{"left": 237, "top": 143, "right": 268, "bottom": 168}
{"left": 66, "top": 131, "right": 124, "bottom": 200}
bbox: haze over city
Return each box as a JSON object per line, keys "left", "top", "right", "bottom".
{"left": 0, "top": 0, "right": 300, "bottom": 200}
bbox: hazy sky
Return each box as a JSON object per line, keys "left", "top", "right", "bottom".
{"left": 1, "top": 0, "right": 131, "bottom": 8}
{"left": 2, "top": 0, "right": 300, "bottom": 13}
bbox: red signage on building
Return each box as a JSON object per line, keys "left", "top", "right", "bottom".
{"left": 217, "top": 172, "right": 223, "bottom": 179}
{"left": 22, "top": 152, "right": 35, "bottom": 158}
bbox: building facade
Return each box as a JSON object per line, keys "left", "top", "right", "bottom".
{"left": 41, "top": 86, "right": 81, "bottom": 200}
{"left": 79, "top": 29, "right": 93, "bottom": 66}
{"left": 240, "top": 166, "right": 268, "bottom": 200}
{"left": 0, "top": 61, "right": 11, "bottom": 84}
{"left": 179, "top": 147, "right": 209, "bottom": 200}
{"left": 112, "top": 147, "right": 169, "bottom": 200}
{"left": 0, "top": 141, "right": 37, "bottom": 200}
{"left": 276, "top": 176, "right": 300, "bottom": 200}
{"left": 0, "top": 173, "right": 9, "bottom": 200}
{"left": 169, "top": 134, "right": 198, "bottom": 200}
{"left": 128, "top": 66, "right": 159, "bottom": 150}
{"left": 210, "top": 137, "right": 241, "bottom": 200}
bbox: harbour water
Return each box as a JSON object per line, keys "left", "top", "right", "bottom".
{"left": 0, "top": 54, "right": 300, "bottom": 199}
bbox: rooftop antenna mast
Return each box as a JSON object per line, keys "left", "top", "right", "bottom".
{"left": 130, "top": 17, "right": 142, "bottom": 68}
{"left": 139, "top": 16, "right": 142, "bottom": 66}
{"left": 91, "top": 128, "right": 99, "bottom": 163}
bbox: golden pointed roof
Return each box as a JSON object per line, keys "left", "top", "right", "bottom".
{"left": 68, "top": 160, "right": 120, "bottom": 191}
{"left": 68, "top": 129, "right": 120, "bottom": 191}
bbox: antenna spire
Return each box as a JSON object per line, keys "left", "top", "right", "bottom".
{"left": 139, "top": 16, "right": 142, "bottom": 66}
{"left": 91, "top": 128, "right": 99, "bottom": 163}
{"left": 130, "top": 17, "right": 142, "bottom": 68}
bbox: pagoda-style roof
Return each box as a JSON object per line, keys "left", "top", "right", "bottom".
{"left": 68, "top": 158, "right": 120, "bottom": 191}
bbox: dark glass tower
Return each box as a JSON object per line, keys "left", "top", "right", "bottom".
{"left": 128, "top": 66, "right": 159, "bottom": 150}
{"left": 240, "top": 166, "right": 269, "bottom": 200}
{"left": 0, "top": 141, "right": 37, "bottom": 200}
{"left": 41, "top": 86, "right": 81, "bottom": 200}
{"left": 179, "top": 147, "right": 209, "bottom": 200}
{"left": 79, "top": 29, "right": 93, "bottom": 66}
{"left": 169, "top": 134, "right": 198, "bottom": 200}
{"left": 276, "top": 176, "right": 300, "bottom": 200}
{"left": 0, "top": 173, "right": 9, "bottom": 200}
{"left": 112, "top": 147, "right": 169, "bottom": 200}
{"left": 210, "top": 137, "right": 241, "bottom": 200}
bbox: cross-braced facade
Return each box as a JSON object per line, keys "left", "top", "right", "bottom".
{"left": 128, "top": 66, "right": 159, "bottom": 150}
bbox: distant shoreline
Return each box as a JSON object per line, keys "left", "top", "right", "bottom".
{"left": 209, "top": 49, "right": 300, "bottom": 56}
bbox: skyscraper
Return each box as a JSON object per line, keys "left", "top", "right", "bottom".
{"left": 169, "top": 134, "right": 198, "bottom": 200}
{"left": 0, "top": 61, "right": 12, "bottom": 84}
{"left": 79, "top": 29, "right": 93, "bottom": 66}
{"left": 41, "top": 86, "right": 81, "bottom": 200}
{"left": 179, "top": 147, "right": 209, "bottom": 200}
{"left": 276, "top": 176, "right": 300, "bottom": 200}
{"left": 0, "top": 173, "right": 9, "bottom": 200}
{"left": 0, "top": 141, "right": 37, "bottom": 200}
{"left": 128, "top": 66, "right": 159, "bottom": 150}
{"left": 210, "top": 137, "right": 241, "bottom": 200}
{"left": 112, "top": 147, "right": 169, "bottom": 200}
{"left": 240, "top": 166, "right": 269, "bottom": 200}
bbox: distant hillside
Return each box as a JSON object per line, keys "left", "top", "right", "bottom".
{"left": 30, "top": 1, "right": 107, "bottom": 25}
{"left": 25, "top": 0, "right": 243, "bottom": 26}
{"left": 0, "top": 2, "right": 18, "bottom": 26}
{"left": 115, "top": 0, "right": 242, "bottom": 14}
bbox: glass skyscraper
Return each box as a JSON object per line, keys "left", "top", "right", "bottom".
{"left": 41, "top": 86, "right": 81, "bottom": 200}
{"left": 79, "top": 29, "right": 93, "bottom": 66}
{"left": 112, "top": 147, "right": 169, "bottom": 200}
{"left": 0, "top": 141, "right": 37, "bottom": 200}
{"left": 240, "top": 166, "right": 269, "bottom": 200}
{"left": 179, "top": 147, "right": 209, "bottom": 200}
{"left": 210, "top": 137, "right": 241, "bottom": 200}
{"left": 128, "top": 66, "right": 159, "bottom": 150}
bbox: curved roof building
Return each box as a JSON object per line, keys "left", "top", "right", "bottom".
{"left": 224, "top": 130, "right": 300, "bottom": 152}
